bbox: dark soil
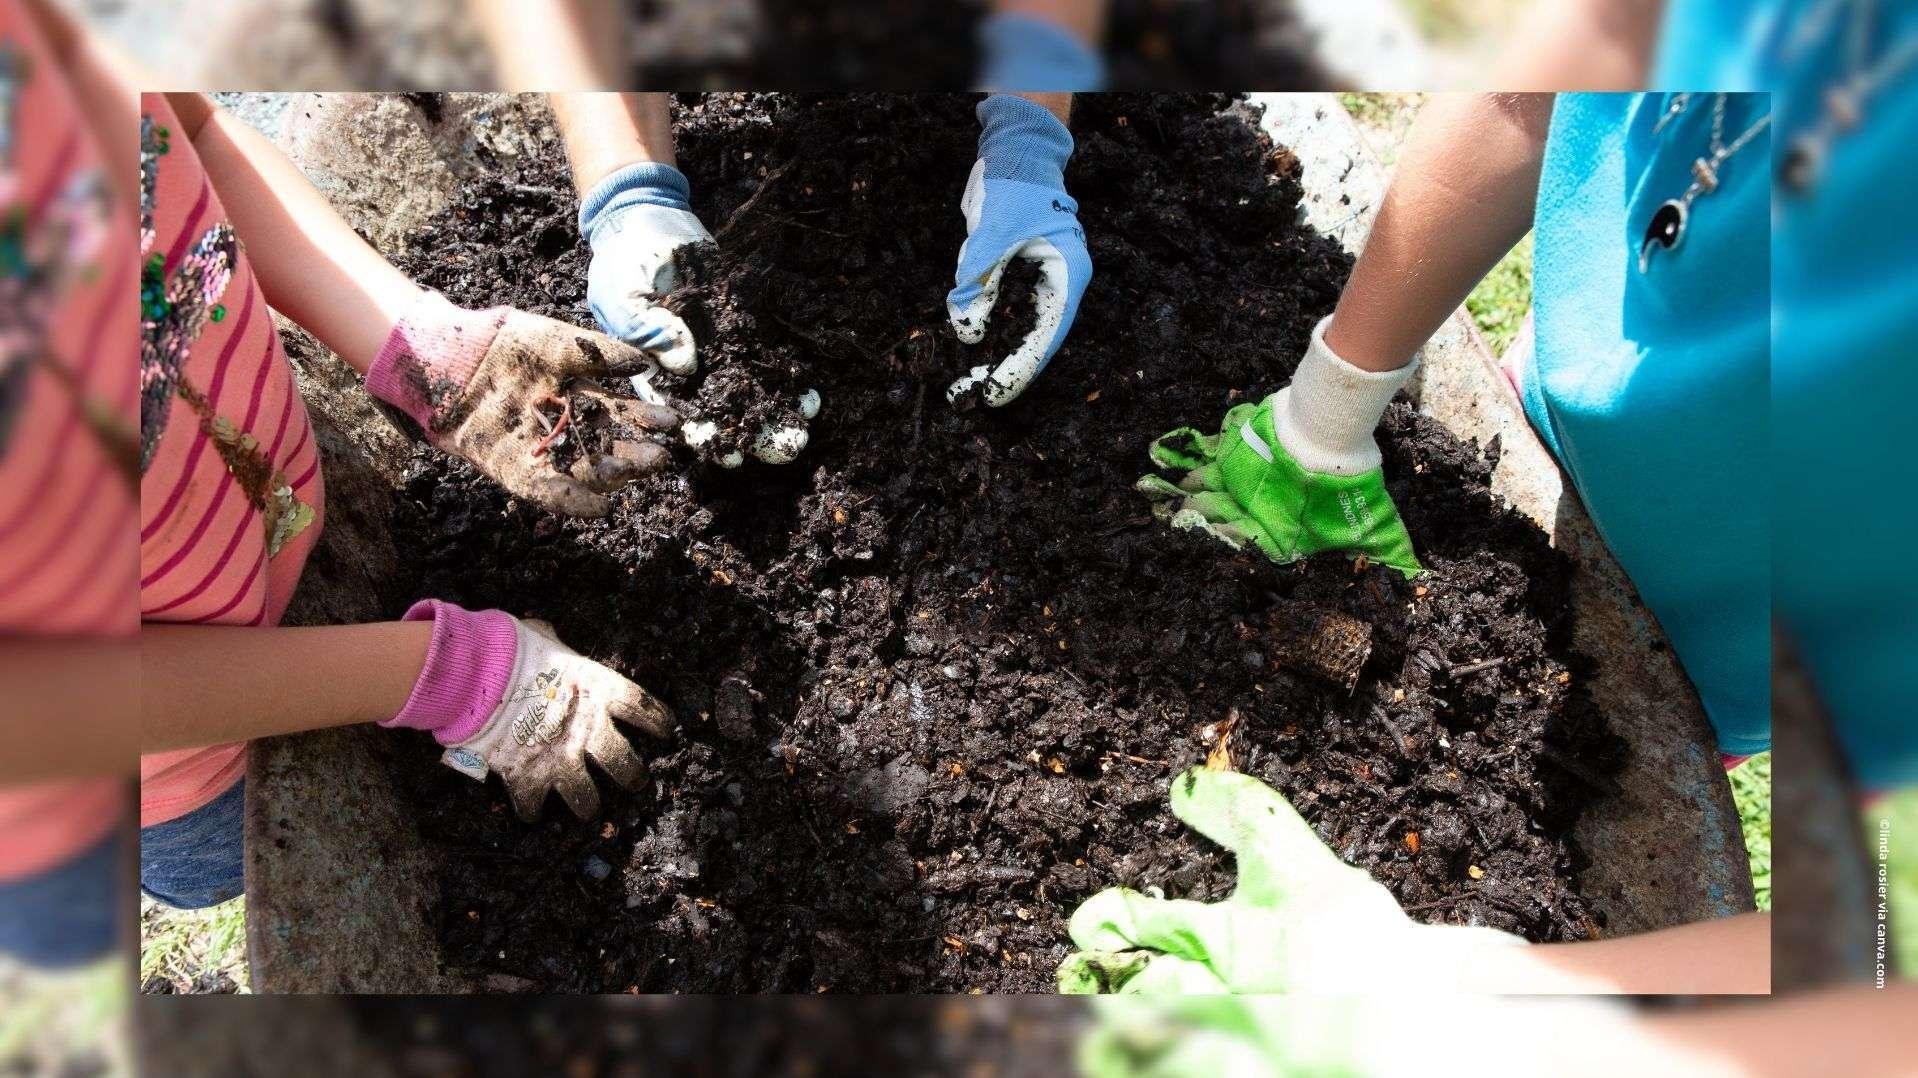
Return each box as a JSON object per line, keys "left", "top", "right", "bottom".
{"left": 632, "top": 1, "right": 1332, "bottom": 89}
{"left": 383, "top": 93, "right": 1624, "bottom": 993}
{"left": 342, "top": 997, "right": 1080, "bottom": 1076}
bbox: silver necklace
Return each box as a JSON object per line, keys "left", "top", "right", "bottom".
{"left": 1638, "top": 93, "right": 1771, "bottom": 272}
{"left": 1779, "top": 0, "right": 1918, "bottom": 195}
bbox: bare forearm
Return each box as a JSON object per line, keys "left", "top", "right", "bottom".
{"left": 550, "top": 92, "right": 678, "bottom": 196}
{"left": 0, "top": 640, "right": 138, "bottom": 782}
{"left": 1012, "top": 91, "right": 1073, "bottom": 125}
{"left": 1325, "top": 92, "right": 1553, "bottom": 373}
{"left": 1634, "top": 984, "right": 1918, "bottom": 1077}
{"left": 162, "top": 92, "right": 424, "bottom": 375}
{"left": 141, "top": 622, "right": 430, "bottom": 754}
{"left": 993, "top": 0, "right": 1105, "bottom": 45}
{"left": 1490, "top": 0, "right": 1663, "bottom": 90}
{"left": 469, "top": 0, "right": 625, "bottom": 89}
{"left": 1459, "top": 911, "right": 1771, "bottom": 994}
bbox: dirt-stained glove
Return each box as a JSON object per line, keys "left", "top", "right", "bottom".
{"left": 579, "top": 162, "right": 815, "bottom": 467}
{"left": 1137, "top": 316, "right": 1422, "bottom": 577}
{"left": 946, "top": 94, "right": 1091, "bottom": 406}
{"left": 1058, "top": 767, "right": 1525, "bottom": 994}
{"left": 382, "top": 600, "right": 674, "bottom": 822}
{"left": 368, "top": 293, "right": 679, "bottom": 518}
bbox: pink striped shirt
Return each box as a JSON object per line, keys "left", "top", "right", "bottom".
{"left": 135, "top": 94, "right": 325, "bottom": 827}
{"left": 0, "top": 0, "right": 134, "bottom": 879}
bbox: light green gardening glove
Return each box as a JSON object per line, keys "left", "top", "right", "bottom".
{"left": 1057, "top": 767, "right": 1525, "bottom": 995}
{"left": 1136, "top": 316, "right": 1421, "bottom": 577}
{"left": 1075, "top": 996, "right": 1656, "bottom": 1078}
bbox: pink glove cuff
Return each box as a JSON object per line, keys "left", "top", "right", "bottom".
{"left": 383, "top": 599, "right": 520, "bottom": 746}
{"left": 366, "top": 293, "right": 508, "bottom": 433}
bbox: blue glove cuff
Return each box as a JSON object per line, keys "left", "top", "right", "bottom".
{"left": 976, "top": 93, "right": 1075, "bottom": 189}
{"left": 977, "top": 13, "right": 1106, "bottom": 92}
{"left": 578, "top": 162, "right": 694, "bottom": 242}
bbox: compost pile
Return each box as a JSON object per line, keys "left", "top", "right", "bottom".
{"left": 385, "top": 93, "right": 1624, "bottom": 993}
{"left": 632, "top": 1, "right": 1329, "bottom": 89}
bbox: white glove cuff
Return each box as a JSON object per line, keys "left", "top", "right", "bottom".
{"left": 1271, "top": 315, "right": 1416, "bottom": 476}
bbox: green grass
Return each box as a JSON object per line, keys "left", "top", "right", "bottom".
{"left": 139, "top": 896, "right": 249, "bottom": 993}
{"left": 1728, "top": 752, "right": 1771, "bottom": 912}
{"left": 0, "top": 957, "right": 126, "bottom": 1073}
{"left": 1464, "top": 232, "right": 1534, "bottom": 357}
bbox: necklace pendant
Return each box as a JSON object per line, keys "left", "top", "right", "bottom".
{"left": 1691, "top": 156, "right": 1719, "bottom": 192}
{"left": 1638, "top": 198, "right": 1688, "bottom": 272}
{"left": 1780, "top": 134, "right": 1824, "bottom": 196}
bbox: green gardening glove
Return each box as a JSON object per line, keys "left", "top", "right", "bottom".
{"left": 1057, "top": 767, "right": 1525, "bottom": 995}
{"left": 1075, "top": 995, "right": 1646, "bottom": 1078}
{"left": 1136, "top": 317, "right": 1422, "bottom": 578}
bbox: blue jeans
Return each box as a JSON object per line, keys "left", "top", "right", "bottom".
{"left": 139, "top": 778, "right": 246, "bottom": 909}
{"left": 0, "top": 826, "right": 126, "bottom": 968}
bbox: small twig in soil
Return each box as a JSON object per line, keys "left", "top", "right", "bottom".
{"left": 1104, "top": 750, "right": 1167, "bottom": 768}
{"left": 1447, "top": 657, "right": 1508, "bottom": 680}
{"left": 716, "top": 161, "right": 797, "bottom": 241}
{"left": 1371, "top": 705, "right": 1411, "bottom": 758}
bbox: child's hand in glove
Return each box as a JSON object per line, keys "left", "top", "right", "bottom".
{"left": 1136, "top": 316, "right": 1423, "bottom": 577}
{"left": 946, "top": 94, "right": 1092, "bottom": 406}
{"left": 368, "top": 294, "right": 680, "bottom": 518}
{"left": 579, "top": 163, "right": 815, "bottom": 467}
{"left": 1058, "top": 767, "right": 1525, "bottom": 994}
{"left": 383, "top": 601, "right": 674, "bottom": 822}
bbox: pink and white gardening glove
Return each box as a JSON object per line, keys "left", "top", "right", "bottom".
{"left": 367, "top": 293, "right": 682, "bottom": 518}
{"left": 382, "top": 600, "right": 674, "bottom": 822}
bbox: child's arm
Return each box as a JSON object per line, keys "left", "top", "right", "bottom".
{"left": 160, "top": 92, "right": 422, "bottom": 376}
{"left": 156, "top": 92, "right": 683, "bottom": 518}
{"left": 1456, "top": 909, "right": 1771, "bottom": 993}
{"left": 143, "top": 605, "right": 676, "bottom": 822}
{"left": 141, "top": 622, "right": 430, "bottom": 752}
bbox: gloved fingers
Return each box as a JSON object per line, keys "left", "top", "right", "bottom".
{"left": 502, "top": 770, "right": 552, "bottom": 823}
{"left": 567, "top": 446, "right": 664, "bottom": 493}
{"left": 585, "top": 720, "right": 651, "bottom": 793}
{"left": 576, "top": 385, "right": 682, "bottom": 434}
{"left": 626, "top": 304, "right": 699, "bottom": 375}
{"left": 1067, "top": 887, "right": 1231, "bottom": 966}
{"left": 1057, "top": 949, "right": 1154, "bottom": 995}
{"left": 1111, "top": 953, "right": 1236, "bottom": 996}
{"left": 1147, "top": 427, "right": 1219, "bottom": 472}
{"left": 1167, "top": 768, "right": 1352, "bottom": 905}
{"left": 1172, "top": 490, "right": 1247, "bottom": 526}
{"left": 550, "top": 761, "right": 603, "bottom": 820}
{"left": 1178, "top": 462, "right": 1225, "bottom": 495}
{"left": 1134, "top": 475, "right": 1188, "bottom": 503}
{"left": 501, "top": 311, "right": 657, "bottom": 379}
{"left": 947, "top": 247, "right": 1016, "bottom": 346}
{"left": 604, "top": 676, "right": 676, "bottom": 741}
{"left": 969, "top": 237, "right": 1078, "bottom": 407}
{"left": 493, "top": 458, "right": 612, "bottom": 519}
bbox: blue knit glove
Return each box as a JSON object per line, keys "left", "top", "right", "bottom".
{"left": 579, "top": 162, "right": 815, "bottom": 466}
{"left": 579, "top": 162, "right": 712, "bottom": 375}
{"left": 977, "top": 13, "right": 1107, "bottom": 92}
{"left": 946, "top": 94, "right": 1093, "bottom": 406}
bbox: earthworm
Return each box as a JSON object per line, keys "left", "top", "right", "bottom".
{"left": 530, "top": 394, "right": 572, "bottom": 458}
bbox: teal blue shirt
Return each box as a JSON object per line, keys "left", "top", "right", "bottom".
{"left": 1522, "top": 92, "right": 1771, "bottom": 756}
{"left": 1653, "top": 1, "right": 1918, "bottom": 789}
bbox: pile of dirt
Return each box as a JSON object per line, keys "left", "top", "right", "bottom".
{"left": 632, "top": 1, "right": 1331, "bottom": 89}
{"left": 344, "top": 997, "right": 1080, "bottom": 1076}
{"left": 382, "top": 93, "right": 1623, "bottom": 993}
